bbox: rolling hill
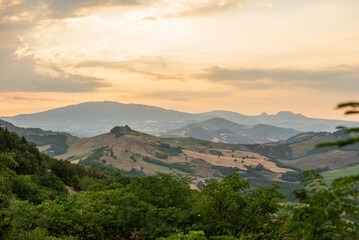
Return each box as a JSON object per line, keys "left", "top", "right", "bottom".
{"left": 3, "top": 119, "right": 359, "bottom": 197}
{"left": 52, "top": 125, "right": 302, "bottom": 194}
{"left": 159, "top": 118, "right": 300, "bottom": 144}
{"left": 2, "top": 101, "right": 359, "bottom": 137}
{"left": 0, "top": 119, "right": 77, "bottom": 155}
{"left": 246, "top": 130, "right": 359, "bottom": 171}
{"left": 51, "top": 124, "right": 358, "bottom": 188}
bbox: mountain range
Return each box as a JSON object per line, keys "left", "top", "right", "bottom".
{"left": 1, "top": 101, "right": 358, "bottom": 137}
{"left": 159, "top": 118, "right": 300, "bottom": 144}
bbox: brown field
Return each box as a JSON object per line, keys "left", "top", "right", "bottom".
{"left": 183, "top": 150, "right": 293, "bottom": 173}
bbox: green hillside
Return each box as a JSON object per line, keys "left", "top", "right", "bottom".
{"left": 321, "top": 163, "right": 359, "bottom": 182}
{"left": 0, "top": 119, "right": 77, "bottom": 155}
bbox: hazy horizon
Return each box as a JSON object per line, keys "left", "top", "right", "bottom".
{"left": 1, "top": 0, "right": 359, "bottom": 121}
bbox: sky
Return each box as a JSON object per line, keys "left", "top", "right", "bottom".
{"left": 1, "top": 0, "right": 359, "bottom": 120}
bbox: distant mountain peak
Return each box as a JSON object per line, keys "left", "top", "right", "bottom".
{"left": 276, "top": 111, "right": 304, "bottom": 117}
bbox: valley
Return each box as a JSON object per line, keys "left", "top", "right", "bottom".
{"left": 2, "top": 116, "right": 358, "bottom": 188}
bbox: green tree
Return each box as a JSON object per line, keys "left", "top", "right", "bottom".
{"left": 0, "top": 153, "right": 18, "bottom": 175}
{"left": 283, "top": 102, "right": 359, "bottom": 239}
{"left": 283, "top": 170, "right": 359, "bottom": 239}
{"left": 195, "top": 171, "right": 284, "bottom": 239}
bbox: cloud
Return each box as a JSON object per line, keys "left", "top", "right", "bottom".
{"left": 47, "top": 0, "right": 153, "bottom": 19}
{"left": 4, "top": 96, "right": 56, "bottom": 101}
{"left": 0, "top": 1, "right": 112, "bottom": 93}
{"left": 139, "top": 89, "right": 229, "bottom": 101}
{"left": 76, "top": 58, "right": 183, "bottom": 81}
{"left": 76, "top": 57, "right": 167, "bottom": 69}
{"left": 142, "top": 16, "right": 157, "bottom": 21}
{"left": 198, "top": 65, "right": 359, "bottom": 91}
{"left": 0, "top": 0, "right": 152, "bottom": 21}
{"left": 0, "top": 43, "right": 110, "bottom": 92}
{"left": 170, "top": 0, "right": 246, "bottom": 18}
{"left": 46, "top": 0, "right": 248, "bottom": 19}
{"left": 0, "top": 0, "right": 271, "bottom": 25}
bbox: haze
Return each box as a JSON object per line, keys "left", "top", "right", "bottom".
{"left": 1, "top": 0, "right": 359, "bottom": 120}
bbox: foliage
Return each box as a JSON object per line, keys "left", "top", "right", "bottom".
{"left": 193, "top": 172, "right": 284, "bottom": 239}
{"left": 157, "top": 231, "right": 207, "bottom": 240}
{"left": 26, "top": 134, "right": 70, "bottom": 155}
{"left": 155, "top": 152, "right": 169, "bottom": 159}
{"left": 157, "top": 142, "right": 183, "bottom": 156}
{"left": 283, "top": 102, "right": 359, "bottom": 239}
{"left": 281, "top": 171, "right": 301, "bottom": 182}
{"left": 0, "top": 152, "right": 18, "bottom": 175}
{"left": 283, "top": 170, "right": 359, "bottom": 239}
{"left": 78, "top": 146, "right": 109, "bottom": 166}
{"left": 123, "top": 167, "right": 146, "bottom": 176}
{"left": 142, "top": 156, "right": 194, "bottom": 174}
{"left": 210, "top": 165, "right": 238, "bottom": 176}
{"left": 110, "top": 125, "right": 140, "bottom": 138}
{"left": 317, "top": 102, "right": 359, "bottom": 148}
{"left": 12, "top": 174, "right": 67, "bottom": 204}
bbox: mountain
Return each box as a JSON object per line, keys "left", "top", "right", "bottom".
{"left": 0, "top": 119, "right": 77, "bottom": 155}
{"left": 1, "top": 101, "right": 195, "bottom": 136}
{"left": 159, "top": 118, "right": 301, "bottom": 144}
{"left": 1, "top": 101, "right": 359, "bottom": 137}
{"left": 196, "top": 110, "right": 357, "bottom": 132}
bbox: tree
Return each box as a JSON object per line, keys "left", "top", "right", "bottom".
{"left": 0, "top": 153, "right": 18, "bottom": 175}
{"left": 283, "top": 170, "right": 359, "bottom": 239}
{"left": 283, "top": 102, "right": 359, "bottom": 239}
{"left": 195, "top": 171, "right": 284, "bottom": 238}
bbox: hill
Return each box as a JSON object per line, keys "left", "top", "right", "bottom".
{"left": 159, "top": 118, "right": 300, "bottom": 144}
{"left": 54, "top": 125, "right": 302, "bottom": 192}
{"left": 54, "top": 125, "right": 359, "bottom": 186}
{"left": 0, "top": 119, "right": 77, "bottom": 155}
{"left": 2, "top": 101, "right": 359, "bottom": 136}
{"left": 246, "top": 130, "right": 359, "bottom": 172}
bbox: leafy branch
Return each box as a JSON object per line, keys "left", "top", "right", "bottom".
{"left": 317, "top": 102, "right": 359, "bottom": 147}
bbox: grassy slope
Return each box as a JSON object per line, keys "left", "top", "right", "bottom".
{"left": 321, "top": 164, "right": 359, "bottom": 182}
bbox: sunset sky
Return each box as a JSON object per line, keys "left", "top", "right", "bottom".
{"left": 1, "top": 0, "right": 359, "bottom": 120}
